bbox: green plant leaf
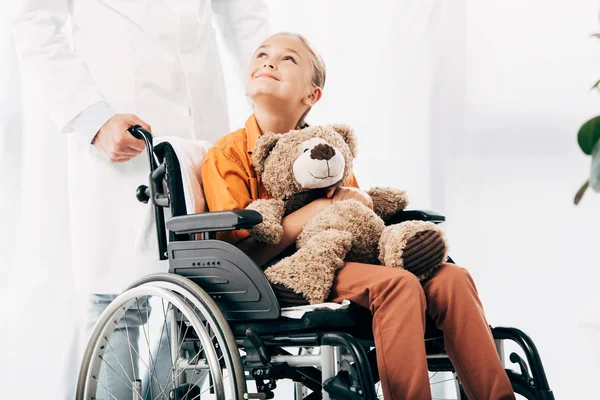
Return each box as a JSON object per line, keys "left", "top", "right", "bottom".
{"left": 592, "top": 79, "right": 600, "bottom": 91}
{"left": 577, "top": 116, "right": 600, "bottom": 155}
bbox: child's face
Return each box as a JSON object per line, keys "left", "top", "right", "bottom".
{"left": 246, "top": 35, "right": 317, "bottom": 112}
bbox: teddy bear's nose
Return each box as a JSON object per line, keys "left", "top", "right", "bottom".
{"left": 310, "top": 143, "right": 336, "bottom": 161}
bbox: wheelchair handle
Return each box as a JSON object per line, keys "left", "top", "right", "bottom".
{"left": 129, "top": 124, "right": 169, "bottom": 206}
{"left": 128, "top": 125, "right": 156, "bottom": 170}
{"left": 129, "top": 124, "right": 169, "bottom": 260}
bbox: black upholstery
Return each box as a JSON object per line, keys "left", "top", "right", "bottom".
{"left": 167, "top": 236, "right": 282, "bottom": 321}
{"left": 167, "top": 210, "right": 263, "bottom": 234}
{"left": 230, "top": 306, "right": 368, "bottom": 337}
{"left": 154, "top": 142, "right": 187, "bottom": 217}
{"left": 388, "top": 209, "right": 446, "bottom": 224}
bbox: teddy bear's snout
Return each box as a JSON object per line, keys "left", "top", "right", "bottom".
{"left": 310, "top": 143, "right": 336, "bottom": 161}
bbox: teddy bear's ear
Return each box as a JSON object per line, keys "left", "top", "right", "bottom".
{"left": 330, "top": 124, "right": 358, "bottom": 157}
{"left": 252, "top": 132, "right": 280, "bottom": 174}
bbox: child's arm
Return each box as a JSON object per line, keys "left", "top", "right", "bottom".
{"left": 241, "top": 186, "right": 374, "bottom": 266}
{"left": 236, "top": 197, "right": 333, "bottom": 267}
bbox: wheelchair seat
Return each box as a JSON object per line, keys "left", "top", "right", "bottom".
{"left": 229, "top": 304, "right": 371, "bottom": 337}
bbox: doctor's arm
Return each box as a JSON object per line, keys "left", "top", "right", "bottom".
{"left": 12, "top": 0, "right": 147, "bottom": 161}
{"left": 211, "top": 0, "right": 271, "bottom": 77}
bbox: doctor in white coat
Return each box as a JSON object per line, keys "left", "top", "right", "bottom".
{"left": 13, "top": 0, "right": 269, "bottom": 296}
{"left": 11, "top": 0, "right": 269, "bottom": 397}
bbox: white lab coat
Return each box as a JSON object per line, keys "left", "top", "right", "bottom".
{"left": 12, "top": 0, "right": 270, "bottom": 294}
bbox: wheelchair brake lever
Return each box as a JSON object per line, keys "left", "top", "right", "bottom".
{"left": 245, "top": 328, "right": 271, "bottom": 364}
{"left": 510, "top": 352, "right": 534, "bottom": 386}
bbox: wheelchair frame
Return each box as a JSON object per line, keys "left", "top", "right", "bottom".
{"left": 77, "top": 126, "right": 556, "bottom": 400}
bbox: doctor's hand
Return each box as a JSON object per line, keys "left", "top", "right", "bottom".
{"left": 92, "top": 114, "right": 150, "bottom": 162}
{"left": 326, "top": 186, "right": 373, "bottom": 209}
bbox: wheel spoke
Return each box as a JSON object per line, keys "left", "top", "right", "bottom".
{"left": 117, "top": 327, "right": 164, "bottom": 393}
{"left": 97, "top": 354, "right": 137, "bottom": 395}
{"left": 430, "top": 376, "right": 460, "bottom": 385}
{"left": 145, "top": 295, "right": 153, "bottom": 400}
{"left": 198, "top": 371, "right": 229, "bottom": 398}
{"left": 93, "top": 375, "right": 121, "bottom": 400}
{"left": 104, "top": 336, "right": 133, "bottom": 384}
{"left": 123, "top": 308, "right": 137, "bottom": 384}
{"left": 136, "top": 296, "right": 162, "bottom": 397}
{"left": 143, "top": 300, "right": 172, "bottom": 400}
{"left": 161, "top": 317, "right": 193, "bottom": 390}
{"left": 152, "top": 350, "right": 202, "bottom": 400}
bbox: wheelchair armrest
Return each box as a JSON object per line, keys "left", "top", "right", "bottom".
{"left": 166, "top": 210, "right": 263, "bottom": 234}
{"left": 387, "top": 209, "right": 446, "bottom": 224}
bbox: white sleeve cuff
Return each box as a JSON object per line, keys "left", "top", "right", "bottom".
{"left": 66, "top": 101, "right": 116, "bottom": 148}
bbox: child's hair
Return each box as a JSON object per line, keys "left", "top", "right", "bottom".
{"left": 271, "top": 32, "right": 326, "bottom": 128}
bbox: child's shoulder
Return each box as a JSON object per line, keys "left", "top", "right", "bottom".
{"left": 205, "top": 127, "right": 251, "bottom": 170}
{"left": 211, "top": 127, "right": 248, "bottom": 151}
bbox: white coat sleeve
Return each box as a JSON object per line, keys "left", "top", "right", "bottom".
{"left": 12, "top": 0, "right": 108, "bottom": 135}
{"left": 211, "top": 0, "right": 271, "bottom": 78}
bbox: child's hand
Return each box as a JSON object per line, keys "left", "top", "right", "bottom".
{"left": 326, "top": 186, "right": 374, "bottom": 209}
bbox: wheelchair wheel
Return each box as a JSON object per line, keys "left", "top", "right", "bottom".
{"left": 77, "top": 273, "right": 245, "bottom": 400}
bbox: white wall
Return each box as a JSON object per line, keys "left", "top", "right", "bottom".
{"left": 444, "top": 0, "right": 600, "bottom": 397}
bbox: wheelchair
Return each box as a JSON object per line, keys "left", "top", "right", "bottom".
{"left": 76, "top": 126, "right": 555, "bottom": 400}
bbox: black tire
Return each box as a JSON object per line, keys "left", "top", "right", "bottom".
{"left": 77, "top": 273, "right": 246, "bottom": 400}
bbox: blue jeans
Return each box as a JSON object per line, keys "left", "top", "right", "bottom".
{"left": 86, "top": 294, "right": 173, "bottom": 399}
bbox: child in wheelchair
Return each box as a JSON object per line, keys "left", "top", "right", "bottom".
{"left": 199, "top": 32, "right": 516, "bottom": 400}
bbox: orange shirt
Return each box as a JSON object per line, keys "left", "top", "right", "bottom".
{"left": 201, "top": 114, "right": 359, "bottom": 243}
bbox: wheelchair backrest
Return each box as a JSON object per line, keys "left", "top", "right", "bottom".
{"left": 153, "top": 140, "right": 281, "bottom": 321}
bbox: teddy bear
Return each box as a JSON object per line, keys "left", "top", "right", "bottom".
{"left": 246, "top": 124, "right": 448, "bottom": 304}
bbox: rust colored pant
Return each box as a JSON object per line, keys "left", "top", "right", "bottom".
{"left": 328, "top": 262, "right": 515, "bottom": 400}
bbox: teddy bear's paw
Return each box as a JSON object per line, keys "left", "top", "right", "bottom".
{"left": 367, "top": 187, "right": 409, "bottom": 221}
{"left": 379, "top": 221, "right": 448, "bottom": 280}
{"left": 298, "top": 229, "right": 353, "bottom": 270}
{"left": 249, "top": 221, "right": 283, "bottom": 244}
{"left": 265, "top": 254, "right": 337, "bottom": 305}
{"left": 246, "top": 199, "right": 285, "bottom": 244}
{"left": 265, "top": 229, "right": 352, "bottom": 304}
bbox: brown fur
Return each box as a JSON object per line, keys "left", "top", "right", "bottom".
{"left": 246, "top": 199, "right": 285, "bottom": 244}
{"left": 298, "top": 200, "right": 385, "bottom": 265}
{"left": 378, "top": 221, "right": 448, "bottom": 280}
{"left": 249, "top": 124, "right": 450, "bottom": 303}
{"left": 329, "top": 124, "right": 358, "bottom": 157}
{"left": 264, "top": 229, "right": 352, "bottom": 304}
{"left": 252, "top": 125, "right": 357, "bottom": 200}
{"left": 368, "top": 187, "right": 409, "bottom": 221}
{"left": 252, "top": 132, "right": 280, "bottom": 175}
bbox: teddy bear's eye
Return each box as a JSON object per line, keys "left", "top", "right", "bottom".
{"left": 303, "top": 149, "right": 309, "bottom": 153}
